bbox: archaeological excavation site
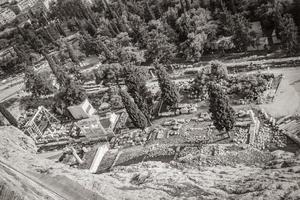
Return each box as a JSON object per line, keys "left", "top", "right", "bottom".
{"left": 1, "top": 0, "right": 300, "bottom": 199}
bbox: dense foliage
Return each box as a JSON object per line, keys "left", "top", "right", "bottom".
{"left": 227, "top": 73, "right": 274, "bottom": 101}
{"left": 190, "top": 61, "right": 274, "bottom": 102}
{"left": 0, "top": 0, "right": 298, "bottom": 76}
{"left": 190, "top": 61, "right": 228, "bottom": 99}
{"left": 124, "top": 66, "right": 152, "bottom": 123}
{"left": 53, "top": 80, "right": 87, "bottom": 116}
{"left": 24, "top": 67, "right": 57, "bottom": 97}
{"left": 156, "top": 63, "right": 180, "bottom": 108}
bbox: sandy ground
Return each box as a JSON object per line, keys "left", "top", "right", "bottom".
{"left": 261, "top": 67, "right": 300, "bottom": 118}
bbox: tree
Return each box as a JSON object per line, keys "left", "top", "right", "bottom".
{"left": 56, "top": 22, "right": 67, "bottom": 37}
{"left": 191, "top": 60, "right": 228, "bottom": 99}
{"left": 79, "top": 34, "right": 103, "bottom": 56}
{"left": 181, "top": 32, "right": 207, "bottom": 62}
{"left": 278, "top": 14, "right": 298, "bottom": 54}
{"left": 119, "top": 89, "right": 148, "bottom": 129}
{"left": 219, "top": 6, "right": 254, "bottom": 51}
{"left": 124, "top": 65, "right": 152, "bottom": 123}
{"left": 208, "top": 83, "right": 235, "bottom": 133}
{"left": 143, "top": 28, "right": 176, "bottom": 64}
{"left": 155, "top": 63, "right": 180, "bottom": 108}
{"left": 42, "top": 52, "right": 70, "bottom": 87}
{"left": 176, "top": 8, "right": 217, "bottom": 61}
{"left": 66, "top": 42, "right": 80, "bottom": 65}
{"left": 210, "top": 60, "right": 229, "bottom": 80}
{"left": 13, "top": 45, "right": 30, "bottom": 65}
{"left": 94, "top": 63, "right": 123, "bottom": 86}
{"left": 254, "top": 0, "right": 289, "bottom": 47}
{"left": 85, "top": 20, "right": 97, "bottom": 37}
{"left": 190, "top": 69, "right": 209, "bottom": 99}
{"left": 231, "top": 14, "right": 254, "bottom": 51}
{"left": 24, "top": 66, "right": 56, "bottom": 97}
{"left": 54, "top": 80, "right": 87, "bottom": 116}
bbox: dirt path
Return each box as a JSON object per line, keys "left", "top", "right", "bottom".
{"left": 0, "top": 160, "right": 65, "bottom": 200}
{"left": 0, "top": 82, "right": 24, "bottom": 103}
{"left": 261, "top": 79, "right": 300, "bottom": 118}
{"left": 261, "top": 67, "right": 300, "bottom": 117}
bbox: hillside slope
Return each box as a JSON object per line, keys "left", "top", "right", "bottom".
{"left": 0, "top": 126, "right": 300, "bottom": 200}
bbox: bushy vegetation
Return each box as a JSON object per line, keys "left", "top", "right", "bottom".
{"left": 0, "top": 0, "right": 298, "bottom": 77}
{"left": 227, "top": 73, "right": 274, "bottom": 101}
{"left": 0, "top": 0, "right": 298, "bottom": 126}
{"left": 190, "top": 61, "right": 274, "bottom": 102}
{"left": 24, "top": 67, "right": 57, "bottom": 97}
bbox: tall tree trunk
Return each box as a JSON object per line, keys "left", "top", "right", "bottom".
{"left": 180, "top": 0, "right": 186, "bottom": 13}
{"left": 111, "top": 21, "right": 120, "bottom": 34}
{"left": 0, "top": 104, "right": 18, "bottom": 127}
{"left": 107, "top": 22, "right": 117, "bottom": 36}
{"left": 102, "top": 0, "right": 120, "bottom": 19}
{"left": 42, "top": 51, "right": 57, "bottom": 75}
{"left": 97, "top": 39, "right": 114, "bottom": 59}
{"left": 156, "top": 1, "right": 162, "bottom": 16}
{"left": 146, "top": 2, "right": 155, "bottom": 20}
{"left": 229, "top": 0, "right": 236, "bottom": 13}
{"left": 118, "top": 0, "right": 126, "bottom": 13}
{"left": 185, "top": 0, "right": 191, "bottom": 10}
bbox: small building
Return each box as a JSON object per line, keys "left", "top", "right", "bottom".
{"left": 67, "top": 99, "right": 96, "bottom": 120}
{"left": 73, "top": 115, "right": 110, "bottom": 138}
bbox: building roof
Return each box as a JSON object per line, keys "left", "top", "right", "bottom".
{"left": 99, "top": 118, "right": 111, "bottom": 129}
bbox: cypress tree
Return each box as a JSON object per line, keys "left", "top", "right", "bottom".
{"left": 65, "top": 42, "right": 80, "bottom": 65}
{"left": 13, "top": 45, "right": 30, "bottom": 65}
{"left": 42, "top": 52, "right": 70, "bottom": 87}
{"left": 56, "top": 22, "right": 67, "bottom": 37}
{"left": 146, "top": 1, "right": 155, "bottom": 20}
{"left": 124, "top": 66, "right": 152, "bottom": 123}
{"left": 86, "top": 20, "right": 97, "bottom": 37}
{"left": 155, "top": 63, "right": 180, "bottom": 108}
{"left": 208, "top": 83, "right": 235, "bottom": 133}
{"left": 119, "top": 89, "right": 148, "bottom": 129}
{"left": 97, "top": 38, "right": 114, "bottom": 60}
{"left": 185, "top": 0, "right": 191, "bottom": 10}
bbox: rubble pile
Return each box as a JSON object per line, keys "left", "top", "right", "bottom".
{"left": 258, "top": 109, "right": 288, "bottom": 148}
{"left": 18, "top": 108, "right": 36, "bottom": 127}
{"left": 36, "top": 123, "right": 69, "bottom": 144}
{"left": 112, "top": 129, "right": 148, "bottom": 148}
{"left": 232, "top": 127, "right": 249, "bottom": 144}
{"left": 178, "top": 144, "right": 273, "bottom": 167}
{"left": 232, "top": 109, "right": 284, "bottom": 150}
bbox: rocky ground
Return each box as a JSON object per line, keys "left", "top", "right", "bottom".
{"left": 1, "top": 126, "right": 300, "bottom": 200}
